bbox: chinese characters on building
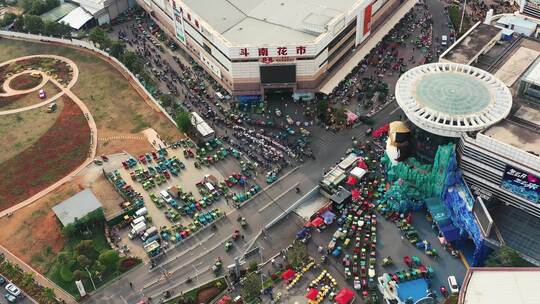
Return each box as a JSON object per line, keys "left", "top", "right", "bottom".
{"left": 238, "top": 46, "right": 308, "bottom": 62}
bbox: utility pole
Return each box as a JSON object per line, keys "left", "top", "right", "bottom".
{"left": 459, "top": 0, "right": 467, "bottom": 34}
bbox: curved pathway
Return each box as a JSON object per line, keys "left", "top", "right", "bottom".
{"left": 0, "top": 55, "right": 97, "bottom": 220}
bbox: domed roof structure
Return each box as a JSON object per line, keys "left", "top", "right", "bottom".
{"left": 395, "top": 63, "right": 512, "bottom": 137}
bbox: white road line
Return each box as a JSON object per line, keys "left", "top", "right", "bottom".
{"left": 258, "top": 182, "right": 300, "bottom": 213}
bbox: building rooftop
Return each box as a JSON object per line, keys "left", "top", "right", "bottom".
{"left": 441, "top": 23, "right": 502, "bottom": 65}
{"left": 514, "top": 105, "right": 540, "bottom": 127}
{"left": 52, "top": 189, "right": 103, "bottom": 226}
{"left": 395, "top": 62, "right": 513, "bottom": 137}
{"left": 521, "top": 56, "right": 540, "bottom": 87}
{"left": 183, "top": 0, "right": 359, "bottom": 45}
{"left": 40, "top": 2, "right": 78, "bottom": 22}
{"left": 483, "top": 120, "right": 540, "bottom": 155}
{"left": 497, "top": 15, "right": 538, "bottom": 31}
{"left": 461, "top": 268, "right": 540, "bottom": 304}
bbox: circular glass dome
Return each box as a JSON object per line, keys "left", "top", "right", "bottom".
{"left": 414, "top": 73, "right": 491, "bottom": 115}
{"left": 395, "top": 63, "right": 513, "bottom": 137}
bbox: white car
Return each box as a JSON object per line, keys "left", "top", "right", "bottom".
{"left": 353, "top": 277, "right": 361, "bottom": 290}
{"left": 5, "top": 283, "right": 21, "bottom": 297}
{"left": 448, "top": 275, "right": 459, "bottom": 294}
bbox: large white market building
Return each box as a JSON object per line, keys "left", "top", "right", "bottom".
{"left": 136, "top": 0, "right": 417, "bottom": 97}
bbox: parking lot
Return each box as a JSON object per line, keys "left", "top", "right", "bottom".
{"left": 107, "top": 139, "right": 268, "bottom": 259}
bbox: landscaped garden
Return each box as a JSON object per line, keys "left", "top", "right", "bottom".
{"left": 47, "top": 209, "right": 141, "bottom": 299}
{"left": 0, "top": 81, "right": 60, "bottom": 110}
{"left": 9, "top": 72, "right": 42, "bottom": 90}
{"left": 0, "top": 95, "right": 90, "bottom": 210}
{"left": 166, "top": 277, "right": 227, "bottom": 304}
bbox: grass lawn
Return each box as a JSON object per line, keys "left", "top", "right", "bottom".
{"left": 0, "top": 96, "right": 89, "bottom": 209}
{"left": 0, "top": 39, "right": 183, "bottom": 149}
{"left": 9, "top": 73, "right": 42, "bottom": 90}
{"left": 448, "top": 5, "right": 471, "bottom": 36}
{"left": 0, "top": 81, "right": 60, "bottom": 111}
{"left": 0, "top": 98, "right": 63, "bottom": 164}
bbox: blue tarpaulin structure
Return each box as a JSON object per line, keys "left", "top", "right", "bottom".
{"left": 321, "top": 210, "right": 336, "bottom": 224}
{"left": 440, "top": 224, "right": 461, "bottom": 242}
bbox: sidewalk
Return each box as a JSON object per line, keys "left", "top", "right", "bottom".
{"left": 0, "top": 245, "right": 77, "bottom": 303}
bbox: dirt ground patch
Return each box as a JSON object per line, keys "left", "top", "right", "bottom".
{"left": 0, "top": 39, "right": 184, "bottom": 156}
{"left": 0, "top": 81, "right": 61, "bottom": 110}
{"left": 197, "top": 286, "right": 222, "bottom": 303}
{"left": 0, "top": 99, "right": 64, "bottom": 164}
{"left": 0, "top": 95, "right": 90, "bottom": 210}
{"left": 9, "top": 73, "right": 42, "bottom": 90}
{"left": 0, "top": 180, "right": 83, "bottom": 273}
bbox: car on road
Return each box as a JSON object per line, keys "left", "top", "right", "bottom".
{"left": 441, "top": 35, "right": 448, "bottom": 46}
{"left": 353, "top": 277, "right": 361, "bottom": 290}
{"left": 0, "top": 276, "right": 5, "bottom": 285}
{"left": 38, "top": 89, "right": 46, "bottom": 99}
{"left": 4, "top": 293, "right": 16, "bottom": 303}
{"left": 448, "top": 275, "right": 459, "bottom": 294}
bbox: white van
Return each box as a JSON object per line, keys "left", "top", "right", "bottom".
{"left": 448, "top": 275, "right": 459, "bottom": 294}
{"left": 135, "top": 207, "right": 148, "bottom": 217}
{"left": 441, "top": 35, "right": 448, "bottom": 46}
{"left": 215, "top": 92, "right": 224, "bottom": 100}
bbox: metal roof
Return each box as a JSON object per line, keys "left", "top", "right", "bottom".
{"left": 59, "top": 7, "right": 93, "bottom": 29}
{"left": 190, "top": 112, "right": 214, "bottom": 137}
{"left": 52, "top": 189, "right": 103, "bottom": 226}
{"left": 40, "top": 2, "right": 78, "bottom": 22}
{"left": 395, "top": 63, "right": 513, "bottom": 137}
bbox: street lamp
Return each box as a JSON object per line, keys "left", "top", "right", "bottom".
{"left": 85, "top": 266, "right": 97, "bottom": 291}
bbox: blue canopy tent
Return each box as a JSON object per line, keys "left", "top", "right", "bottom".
{"left": 321, "top": 210, "right": 337, "bottom": 224}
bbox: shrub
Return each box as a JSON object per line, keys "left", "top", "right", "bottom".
{"left": 119, "top": 257, "right": 141, "bottom": 272}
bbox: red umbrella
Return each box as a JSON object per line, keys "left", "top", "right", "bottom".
{"left": 305, "top": 288, "right": 319, "bottom": 300}
{"left": 281, "top": 269, "right": 296, "bottom": 280}
{"left": 335, "top": 288, "right": 355, "bottom": 304}
{"left": 346, "top": 176, "right": 358, "bottom": 185}
{"left": 310, "top": 217, "right": 324, "bottom": 227}
{"left": 217, "top": 295, "right": 232, "bottom": 304}
{"left": 357, "top": 159, "right": 368, "bottom": 169}
{"left": 351, "top": 189, "right": 360, "bottom": 200}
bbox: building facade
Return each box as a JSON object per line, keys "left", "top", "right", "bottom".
{"left": 457, "top": 131, "right": 540, "bottom": 217}
{"left": 137, "top": 0, "right": 414, "bottom": 97}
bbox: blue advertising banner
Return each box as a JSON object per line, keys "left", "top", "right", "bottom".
{"left": 500, "top": 165, "right": 540, "bottom": 203}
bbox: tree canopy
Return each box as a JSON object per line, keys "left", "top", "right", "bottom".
{"left": 484, "top": 246, "right": 531, "bottom": 267}
{"left": 175, "top": 110, "right": 194, "bottom": 134}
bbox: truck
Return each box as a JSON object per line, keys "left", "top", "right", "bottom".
{"left": 141, "top": 226, "right": 158, "bottom": 242}
{"left": 144, "top": 240, "right": 161, "bottom": 257}
{"left": 135, "top": 207, "right": 148, "bottom": 217}
{"left": 131, "top": 216, "right": 146, "bottom": 228}
{"left": 128, "top": 222, "right": 147, "bottom": 239}
{"left": 167, "top": 186, "right": 180, "bottom": 198}
{"left": 143, "top": 233, "right": 160, "bottom": 246}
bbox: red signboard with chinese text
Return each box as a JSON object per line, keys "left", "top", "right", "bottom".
{"left": 363, "top": 3, "right": 372, "bottom": 35}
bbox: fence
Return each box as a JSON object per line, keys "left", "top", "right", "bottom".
{"left": 0, "top": 30, "right": 177, "bottom": 127}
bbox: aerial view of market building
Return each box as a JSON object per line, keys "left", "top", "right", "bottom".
{"left": 0, "top": 0, "right": 538, "bottom": 304}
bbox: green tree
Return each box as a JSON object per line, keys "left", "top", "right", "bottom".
{"left": 23, "top": 15, "right": 44, "bottom": 34}
{"left": 109, "top": 40, "right": 126, "bottom": 59}
{"left": 56, "top": 251, "right": 72, "bottom": 264}
{"left": 248, "top": 260, "right": 258, "bottom": 272}
{"left": 89, "top": 28, "right": 110, "bottom": 49}
{"left": 175, "top": 110, "right": 193, "bottom": 134}
{"left": 335, "top": 107, "right": 346, "bottom": 125}
{"left": 72, "top": 269, "right": 83, "bottom": 281}
{"left": 20, "top": 0, "right": 35, "bottom": 12}
{"left": 42, "top": 287, "right": 56, "bottom": 302}
{"left": 77, "top": 255, "right": 91, "bottom": 268}
{"left": 316, "top": 99, "right": 328, "bottom": 114}
{"left": 160, "top": 93, "right": 175, "bottom": 108}
{"left": 121, "top": 51, "right": 143, "bottom": 74}
{"left": 484, "top": 246, "right": 530, "bottom": 267}
{"left": 98, "top": 250, "right": 120, "bottom": 272}
{"left": 0, "top": 13, "right": 17, "bottom": 27}
{"left": 242, "top": 273, "right": 262, "bottom": 303}
{"left": 286, "top": 241, "right": 307, "bottom": 268}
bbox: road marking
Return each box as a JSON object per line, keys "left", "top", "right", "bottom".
{"left": 156, "top": 232, "right": 215, "bottom": 269}
{"left": 119, "top": 296, "right": 129, "bottom": 304}
{"left": 258, "top": 182, "right": 300, "bottom": 213}
{"left": 389, "top": 106, "right": 401, "bottom": 115}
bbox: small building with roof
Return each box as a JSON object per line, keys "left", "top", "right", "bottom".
{"left": 52, "top": 189, "right": 103, "bottom": 226}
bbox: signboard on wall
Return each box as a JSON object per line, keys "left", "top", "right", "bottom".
{"left": 355, "top": 0, "right": 373, "bottom": 45}
{"left": 500, "top": 165, "right": 540, "bottom": 203}
{"left": 173, "top": 7, "right": 186, "bottom": 45}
